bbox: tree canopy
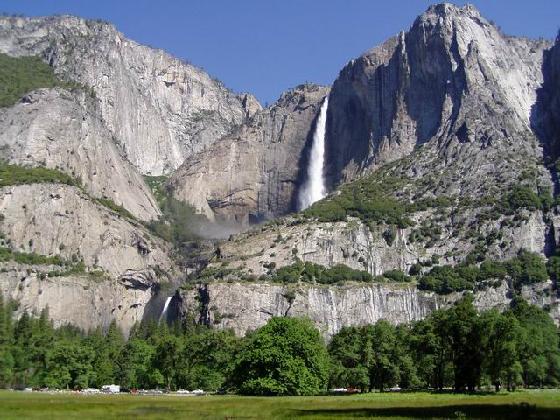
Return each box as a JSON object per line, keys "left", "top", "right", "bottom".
{"left": 0, "top": 292, "right": 559, "bottom": 394}
{"left": 232, "top": 317, "right": 330, "bottom": 396}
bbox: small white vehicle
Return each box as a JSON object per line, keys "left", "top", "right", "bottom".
{"left": 101, "top": 384, "right": 120, "bottom": 394}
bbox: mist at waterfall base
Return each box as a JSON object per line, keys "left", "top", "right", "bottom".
{"left": 298, "top": 97, "right": 329, "bottom": 211}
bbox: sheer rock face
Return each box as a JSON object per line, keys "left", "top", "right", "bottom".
{"left": 326, "top": 4, "right": 551, "bottom": 189}
{"left": 0, "top": 184, "right": 175, "bottom": 278}
{"left": 0, "top": 88, "right": 160, "bottom": 221}
{"left": 0, "top": 15, "right": 261, "bottom": 175}
{"left": 0, "top": 183, "right": 180, "bottom": 335}
{"left": 0, "top": 265, "right": 153, "bottom": 335}
{"left": 168, "top": 84, "right": 330, "bottom": 223}
{"left": 534, "top": 36, "right": 560, "bottom": 162}
{"left": 178, "top": 280, "right": 559, "bottom": 339}
{"left": 207, "top": 211, "right": 548, "bottom": 279}
{"left": 174, "top": 4, "right": 560, "bottom": 335}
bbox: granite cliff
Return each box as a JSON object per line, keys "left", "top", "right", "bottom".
{"left": 0, "top": 183, "right": 179, "bottom": 335}
{"left": 177, "top": 280, "right": 559, "bottom": 339}
{"left": 0, "top": 15, "right": 260, "bottom": 175}
{"left": 174, "top": 4, "right": 560, "bottom": 334}
{"left": 326, "top": 4, "right": 551, "bottom": 187}
{"left": 2, "top": 4, "right": 560, "bottom": 336}
{"left": 168, "top": 84, "right": 330, "bottom": 223}
{"left": 0, "top": 88, "right": 160, "bottom": 221}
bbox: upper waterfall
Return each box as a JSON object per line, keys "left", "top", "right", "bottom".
{"left": 298, "top": 96, "right": 329, "bottom": 210}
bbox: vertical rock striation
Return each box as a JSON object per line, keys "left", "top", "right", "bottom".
{"left": 168, "top": 84, "right": 330, "bottom": 223}
{"left": 0, "top": 88, "right": 160, "bottom": 221}
{"left": 0, "top": 15, "right": 261, "bottom": 175}
{"left": 326, "top": 4, "right": 551, "bottom": 189}
{"left": 178, "top": 280, "right": 559, "bottom": 340}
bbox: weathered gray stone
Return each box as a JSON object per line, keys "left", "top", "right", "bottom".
{"left": 0, "top": 15, "right": 261, "bottom": 175}
{"left": 213, "top": 212, "right": 549, "bottom": 279}
{"left": 168, "top": 84, "right": 330, "bottom": 223}
{"left": 0, "top": 184, "right": 176, "bottom": 278}
{"left": 326, "top": 3, "right": 552, "bottom": 196}
{"left": 178, "top": 280, "right": 559, "bottom": 339}
{"left": 0, "top": 262, "right": 154, "bottom": 336}
{"left": 0, "top": 88, "right": 160, "bottom": 221}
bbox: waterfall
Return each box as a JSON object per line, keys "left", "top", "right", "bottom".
{"left": 159, "top": 296, "right": 172, "bottom": 323}
{"left": 298, "top": 96, "right": 329, "bottom": 210}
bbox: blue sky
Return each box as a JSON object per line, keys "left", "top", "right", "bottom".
{"left": 3, "top": 1, "right": 559, "bottom": 104}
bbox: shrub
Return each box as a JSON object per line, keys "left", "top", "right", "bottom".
{"left": 418, "top": 250, "right": 548, "bottom": 294}
{"left": 144, "top": 180, "right": 208, "bottom": 246}
{"left": 0, "top": 53, "right": 82, "bottom": 107}
{"left": 95, "top": 198, "right": 136, "bottom": 220}
{"left": 269, "top": 261, "right": 373, "bottom": 285}
{"left": 505, "top": 185, "right": 542, "bottom": 212}
{"left": 382, "top": 269, "right": 412, "bottom": 283}
{"left": 0, "top": 246, "right": 64, "bottom": 266}
{"left": 0, "top": 162, "right": 80, "bottom": 188}
{"left": 303, "top": 176, "right": 413, "bottom": 228}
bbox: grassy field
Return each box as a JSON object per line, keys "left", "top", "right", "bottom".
{"left": 0, "top": 389, "right": 559, "bottom": 419}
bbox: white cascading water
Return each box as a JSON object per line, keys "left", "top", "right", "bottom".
{"left": 298, "top": 96, "right": 329, "bottom": 210}
{"left": 159, "top": 296, "right": 172, "bottom": 323}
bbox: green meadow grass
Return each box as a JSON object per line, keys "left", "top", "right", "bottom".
{"left": 0, "top": 389, "right": 559, "bottom": 419}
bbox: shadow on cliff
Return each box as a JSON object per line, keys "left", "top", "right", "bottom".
{"left": 530, "top": 37, "right": 560, "bottom": 258}
{"left": 292, "top": 402, "right": 560, "bottom": 419}
{"left": 324, "top": 28, "right": 467, "bottom": 190}
{"left": 530, "top": 38, "right": 560, "bottom": 193}
{"left": 141, "top": 285, "right": 181, "bottom": 325}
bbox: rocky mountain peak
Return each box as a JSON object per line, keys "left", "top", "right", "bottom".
{"left": 421, "top": 3, "right": 482, "bottom": 21}
{"left": 326, "top": 2, "right": 551, "bottom": 186}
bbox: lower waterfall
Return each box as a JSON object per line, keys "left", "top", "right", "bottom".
{"left": 159, "top": 296, "right": 172, "bottom": 323}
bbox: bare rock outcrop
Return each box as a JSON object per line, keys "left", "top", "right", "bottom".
{"left": 0, "top": 15, "right": 260, "bottom": 175}
{"left": 209, "top": 210, "right": 549, "bottom": 279}
{"left": 178, "top": 280, "right": 559, "bottom": 339}
{"left": 0, "top": 88, "right": 160, "bottom": 221}
{"left": 0, "top": 183, "right": 179, "bottom": 334}
{"left": 0, "top": 184, "right": 174, "bottom": 277}
{"left": 0, "top": 263, "right": 153, "bottom": 335}
{"left": 533, "top": 35, "right": 560, "bottom": 167}
{"left": 168, "top": 84, "right": 329, "bottom": 223}
{"left": 326, "top": 3, "right": 552, "bottom": 194}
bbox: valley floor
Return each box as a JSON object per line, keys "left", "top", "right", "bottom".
{"left": 0, "top": 389, "right": 559, "bottom": 419}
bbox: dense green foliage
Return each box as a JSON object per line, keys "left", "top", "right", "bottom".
{"left": 417, "top": 250, "right": 548, "bottom": 294}
{"left": 503, "top": 185, "right": 552, "bottom": 213}
{"left": 329, "top": 296, "right": 560, "bottom": 393}
{"left": 1, "top": 292, "right": 559, "bottom": 395}
{"left": 303, "top": 176, "right": 412, "bottom": 228}
{"left": 0, "top": 247, "right": 64, "bottom": 266}
{"left": 267, "top": 261, "right": 373, "bottom": 284}
{"left": 0, "top": 53, "right": 80, "bottom": 107}
{"left": 0, "top": 162, "right": 136, "bottom": 221}
{"left": 0, "top": 162, "right": 80, "bottom": 188}
{"left": 0, "top": 293, "right": 239, "bottom": 391}
{"left": 231, "top": 317, "right": 330, "bottom": 396}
